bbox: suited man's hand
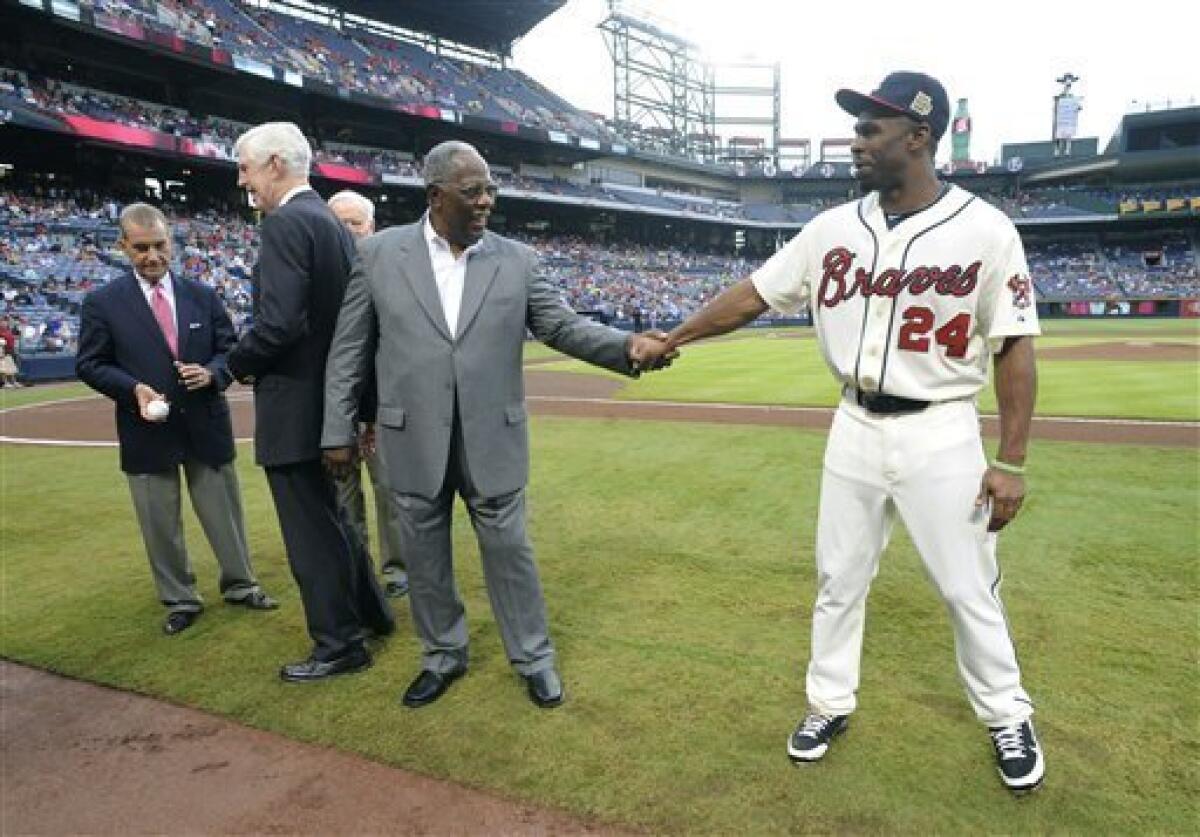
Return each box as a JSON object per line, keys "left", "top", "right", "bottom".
{"left": 133, "top": 382, "right": 168, "bottom": 422}
{"left": 175, "top": 362, "right": 213, "bottom": 390}
{"left": 323, "top": 446, "right": 357, "bottom": 479}
{"left": 628, "top": 330, "right": 680, "bottom": 374}
{"left": 358, "top": 423, "right": 377, "bottom": 458}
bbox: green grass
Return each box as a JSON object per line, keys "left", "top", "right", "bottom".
{"left": 2, "top": 416, "right": 1196, "bottom": 834}
{"left": 0, "top": 381, "right": 92, "bottom": 410}
{"left": 537, "top": 321, "right": 1200, "bottom": 420}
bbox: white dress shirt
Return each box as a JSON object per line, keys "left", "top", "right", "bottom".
{"left": 137, "top": 271, "right": 176, "bottom": 322}
{"left": 423, "top": 214, "right": 482, "bottom": 338}
{"left": 278, "top": 184, "right": 314, "bottom": 206}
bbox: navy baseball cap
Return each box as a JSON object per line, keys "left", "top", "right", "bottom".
{"left": 836, "top": 72, "right": 950, "bottom": 141}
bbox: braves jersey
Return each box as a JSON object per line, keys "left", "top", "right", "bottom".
{"left": 752, "top": 185, "right": 1040, "bottom": 401}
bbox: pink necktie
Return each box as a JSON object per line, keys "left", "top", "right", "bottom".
{"left": 151, "top": 285, "right": 178, "bottom": 358}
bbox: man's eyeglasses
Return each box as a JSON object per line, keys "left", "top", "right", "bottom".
{"left": 438, "top": 182, "right": 499, "bottom": 201}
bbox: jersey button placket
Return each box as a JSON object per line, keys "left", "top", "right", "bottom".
{"left": 858, "top": 298, "right": 888, "bottom": 391}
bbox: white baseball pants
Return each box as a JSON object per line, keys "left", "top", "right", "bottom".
{"left": 805, "top": 396, "right": 1034, "bottom": 727}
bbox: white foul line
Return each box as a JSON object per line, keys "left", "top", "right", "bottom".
{"left": 0, "top": 392, "right": 1196, "bottom": 448}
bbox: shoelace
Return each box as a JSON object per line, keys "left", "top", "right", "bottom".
{"left": 990, "top": 725, "right": 1029, "bottom": 761}
{"left": 800, "top": 713, "right": 837, "bottom": 737}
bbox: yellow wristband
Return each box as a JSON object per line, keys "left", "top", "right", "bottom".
{"left": 991, "top": 460, "right": 1027, "bottom": 476}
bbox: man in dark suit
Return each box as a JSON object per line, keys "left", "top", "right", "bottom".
{"left": 323, "top": 140, "right": 677, "bottom": 709}
{"left": 228, "top": 122, "right": 392, "bottom": 682}
{"left": 76, "top": 203, "right": 277, "bottom": 636}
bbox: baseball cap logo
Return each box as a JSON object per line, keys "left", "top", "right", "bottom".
{"left": 910, "top": 91, "right": 934, "bottom": 116}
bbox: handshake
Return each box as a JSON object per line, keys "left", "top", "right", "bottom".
{"left": 627, "top": 330, "right": 680, "bottom": 375}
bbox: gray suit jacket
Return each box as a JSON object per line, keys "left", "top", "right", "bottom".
{"left": 322, "top": 222, "right": 635, "bottom": 500}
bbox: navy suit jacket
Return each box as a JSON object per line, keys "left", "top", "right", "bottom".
{"left": 76, "top": 271, "right": 238, "bottom": 474}
{"left": 227, "top": 189, "right": 358, "bottom": 467}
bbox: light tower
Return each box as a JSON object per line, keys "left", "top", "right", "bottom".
{"left": 1052, "top": 72, "right": 1082, "bottom": 157}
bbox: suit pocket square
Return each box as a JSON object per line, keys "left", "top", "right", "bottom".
{"left": 188, "top": 322, "right": 203, "bottom": 330}
{"left": 377, "top": 406, "right": 406, "bottom": 429}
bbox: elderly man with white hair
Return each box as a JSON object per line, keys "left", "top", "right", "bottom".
{"left": 228, "top": 122, "right": 393, "bottom": 682}
{"left": 326, "top": 189, "right": 409, "bottom": 600}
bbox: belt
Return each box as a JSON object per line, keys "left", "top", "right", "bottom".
{"left": 853, "top": 388, "right": 931, "bottom": 415}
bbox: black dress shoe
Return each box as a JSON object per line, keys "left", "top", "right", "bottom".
{"left": 401, "top": 668, "right": 464, "bottom": 708}
{"left": 229, "top": 590, "right": 279, "bottom": 610}
{"left": 280, "top": 646, "right": 371, "bottom": 682}
{"left": 364, "top": 618, "right": 396, "bottom": 639}
{"left": 524, "top": 668, "right": 564, "bottom": 708}
{"left": 162, "top": 611, "right": 199, "bottom": 636}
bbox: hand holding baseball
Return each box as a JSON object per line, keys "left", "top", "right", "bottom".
{"left": 134, "top": 382, "right": 169, "bottom": 422}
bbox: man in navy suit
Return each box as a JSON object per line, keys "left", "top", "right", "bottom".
{"left": 76, "top": 203, "right": 277, "bottom": 636}
{"left": 228, "top": 122, "right": 392, "bottom": 682}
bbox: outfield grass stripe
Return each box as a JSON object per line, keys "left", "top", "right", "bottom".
{"left": 528, "top": 395, "right": 1200, "bottom": 428}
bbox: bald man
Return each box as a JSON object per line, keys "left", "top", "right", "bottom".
{"left": 327, "top": 190, "right": 409, "bottom": 600}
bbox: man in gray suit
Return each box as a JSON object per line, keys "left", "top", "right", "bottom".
{"left": 323, "top": 140, "right": 676, "bottom": 708}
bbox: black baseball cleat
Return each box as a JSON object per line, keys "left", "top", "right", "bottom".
{"left": 787, "top": 712, "right": 848, "bottom": 763}
{"left": 989, "top": 719, "right": 1045, "bottom": 794}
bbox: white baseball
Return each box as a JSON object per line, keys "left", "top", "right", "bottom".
{"left": 146, "top": 399, "right": 170, "bottom": 421}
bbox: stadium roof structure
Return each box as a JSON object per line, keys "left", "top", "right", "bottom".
{"left": 326, "top": 0, "right": 565, "bottom": 53}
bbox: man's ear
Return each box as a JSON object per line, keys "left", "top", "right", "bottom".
{"left": 908, "top": 122, "right": 931, "bottom": 154}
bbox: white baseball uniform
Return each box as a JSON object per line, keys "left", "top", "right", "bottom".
{"left": 752, "top": 184, "right": 1040, "bottom": 726}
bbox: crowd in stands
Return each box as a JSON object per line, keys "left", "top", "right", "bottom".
{"left": 2, "top": 184, "right": 1197, "bottom": 376}
{"left": 11, "top": 65, "right": 1197, "bottom": 230}
{"left": 1, "top": 189, "right": 260, "bottom": 357}
{"left": 75, "top": 0, "right": 620, "bottom": 144}
{"left": 1025, "top": 232, "right": 1200, "bottom": 300}
{"left": 1, "top": 68, "right": 248, "bottom": 154}
{"left": 517, "top": 233, "right": 763, "bottom": 324}
{"left": 1105, "top": 232, "right": 1199, "bottom": 298}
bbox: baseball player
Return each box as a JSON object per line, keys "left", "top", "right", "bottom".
{"left": 665, "top": 72, "right": 1044, "bottom": 793}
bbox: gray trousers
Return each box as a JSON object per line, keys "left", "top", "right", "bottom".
{"left": 333, "top": 447, "right": 406, "bottom": 581}
{"left": 392, "top": 414, "right": 554, "bottom": 676}
{"left": 126, "top": 459, "right": 259, "bottom": 614}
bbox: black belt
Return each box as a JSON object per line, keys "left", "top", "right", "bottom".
{"left": 853, "top": 388, "right": 931, "bottom": 415}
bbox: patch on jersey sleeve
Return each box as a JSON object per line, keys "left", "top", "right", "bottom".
{"left": 1007, "top": 274, "right": 1033, "bottom": 309}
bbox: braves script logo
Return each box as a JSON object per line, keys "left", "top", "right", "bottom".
{"left": 1007, "top": 274, "right": 1033, "bottom": 309}
{"left": 818, "top": 247, "right": 981, "bottom": 307}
